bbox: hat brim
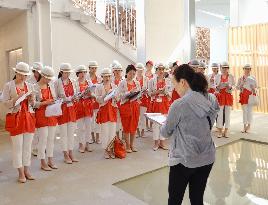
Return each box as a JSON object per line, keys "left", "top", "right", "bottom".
{"left": 60, "top": 69, "right": 73, "bottom": 73}
{"left": 101, "top": 74, "right": 112, "bottom": 77}
{"left": 136, "top": 68, "right": 145, "bottom": 71}
{"left": 89, "top": 66, "right": 99, "bottom": 68}
{"left": 76, "top": 70, "right": 88, "bottom": 73}
{"left": 31, "top": 67, "right": 42, "bottom": 73}
{"left": 41, "top": 73, "right": 54, "bottom": 80}
{"left": 12, "top": 67, "right": 31, "bottom": 76}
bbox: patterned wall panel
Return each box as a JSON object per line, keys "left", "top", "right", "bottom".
{"left": 196, "top": 27, "right": 210, "bottom": 64}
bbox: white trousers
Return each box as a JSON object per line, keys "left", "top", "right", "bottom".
{"left": 77, "top": 117, "right": 92, "bottom": 145}
{"left": 216, "top": 106, "right": 231, "bottom": 129}
{"left": 37, "top": 126, "right": 57, "bottom": 159}
{"left": 100, "top": 122, "right": 116, "bottom": 149}
{"left": 116, "top": 110, "right": 122, "bottom": 132}
{"left": 152, "top": 122, "right": 165, "bottom": 141}
{"left": 32, "top": 131, "right": 39, "bottom": 150}
{"left": 138, "top": 106, "right": 147, "bottom": 130}
{"left": 242, "top": 104, "right": 253, "bottom": 124}
{"left": 59, "top": 122, "right": 76, "bottom": 151}
{"left": 11, "top": 133, "right": 34, "bottom": 168}
{"left": 92, "top": 109, "right": 100, "bottom": 133}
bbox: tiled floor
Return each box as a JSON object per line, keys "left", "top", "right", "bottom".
{"left": 0, "top": 110, "right": 267, "bottom": 205}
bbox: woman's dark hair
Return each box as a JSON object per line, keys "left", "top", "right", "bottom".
{"left": 173, "top": 64, "right": 208, "bottom": 94}
{"left": 13, "top": 75, "right": 16, "bottom": 80}
{"left": 76, "top": 72, "right": 82, "bottom": 77}
{"left": 125, "top": 64, "right": 136, "bottom": 78}
{"left": 58, "top": 71, "right": 63, "bottom": 79}
{"left": 36, "top": 74, "right": 42, "bottom": 82}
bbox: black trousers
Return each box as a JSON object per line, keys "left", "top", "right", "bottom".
{"left": 168, "top": 163, "right": 213, "bottom": 205}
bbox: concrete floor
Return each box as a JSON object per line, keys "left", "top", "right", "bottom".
{"left": 0, "top": 110, "right": 267, "bottom": 205}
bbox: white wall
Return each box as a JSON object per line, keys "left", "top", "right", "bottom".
{"left": 238, "top": 0, "right": 268, "bottom": 26}
{"left": 0, "top": 11, "right": 29, "bottom": 121}
{"left": 196, "top": 2, "right": 230, "bottom": 65}
{"left": 139, "top": 0, "right": 186, "bottom": 63}
{"left": 51, "top": 17, "right": 132, "bottom": 75}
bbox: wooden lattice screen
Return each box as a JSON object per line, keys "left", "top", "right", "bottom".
{"left": 229, "top": 23, "right": 268, "bottom": 113}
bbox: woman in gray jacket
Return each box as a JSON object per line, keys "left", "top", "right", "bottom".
{"left": 160, "top": 64, "right": 219, "bottom": 205}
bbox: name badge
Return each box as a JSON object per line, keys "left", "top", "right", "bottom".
{"left": 67, "top": 102, "right": 73, "bottom": 107}
{"left": 156, "top": 97, "right": 162, "bottom": 103}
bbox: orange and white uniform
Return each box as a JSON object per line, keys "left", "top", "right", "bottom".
{"left": 215, "top": 74, "right": 235, "bottom": 129}
{"left": 112, "top": 76, "right": 124, "bottom": 133}
{"left": 237, "top": 75, "right": 257, "bottom": 125}
{"left": 145, "top": 73, "right": 154, "bottom": 113}
{"left": 207, "top": 73, "right": 218, "bottom": 94}
{"left": 74, "top": 79, "right": 94, "bottom": 146}
{"left": 148, "top": 77, "right": 171, "bottom": 140}
{"left": 34, "top": 82, "right": 58, "bottom": 160}
{"left": 2, "top": 81, "right": 36, "bottom": 168}
{"left": 136, "top": 75, "right": 149, "bottom": 130}
{"left": 87, "top": 74, "right": 102, "bottom": 136}
{"left": 117, "top": 79, "right": 141, "bottom": 134}
{"left": 170, "top": 89, "right": 181, "bottom": 104}
{"left": 95, "top": 83, "right": 117, "bottom": 149}
{"left": 54, "top": 78, "right": 77, "bottom": 152}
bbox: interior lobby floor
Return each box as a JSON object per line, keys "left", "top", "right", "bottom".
{"left": 0, "top": 110, "right": 268, "bottom": 205}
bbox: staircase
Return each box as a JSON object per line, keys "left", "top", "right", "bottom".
{"left": 52, "top": 0, "right": 137, "bottom": 63}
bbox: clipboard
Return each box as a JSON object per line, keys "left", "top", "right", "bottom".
{"left": 144, "top": 113, "right": 166, "bottom": 125}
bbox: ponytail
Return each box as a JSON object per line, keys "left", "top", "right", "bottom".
{"left": 173, "top": 64, "right": 208, "bottom": 94}
{"left": 58, "top": 71, "right": 63, "bottom": 79}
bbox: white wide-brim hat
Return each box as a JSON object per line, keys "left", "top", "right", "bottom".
{"left": 189, "top": 59, "right": 200, "bottom": 67}
{"left": 41, "top": 66, "right": 55, "bottom": 80}
{"left": 101, "top": 68, "right": 112, "bottom": 76}
{"left": 110, "top": 60, "right": 123, "bottom": 71}
{"left": 136, "top": 62, "right": 145, "bottom": 71}
{"left": 76, "top": 65, "right": 87, "bottom": 73}
{"left": 155, "top": 62, "right": 166, "bottom": 69}
{"left": 211, "top": 63, "right": 219, "bottom": 68}
{"left": 31, "top": 62, "right": 43, "bottom": 73}
{"left": 88, "top": 61, "right": 99, "bottom": 68}
{"left": 12, "top": 62, "right": 31, "bottom": 76}
{"left": 243, "top": 64, "right": 251, "bottom": 69}
{"left": 60, "top": 63, "right": 73, "bottom": 72}
{"left": 221, "top": 61, "right": 230, "bottom": 68}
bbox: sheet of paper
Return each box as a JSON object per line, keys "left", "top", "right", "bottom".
{"left": 45, "top": 100, "right": 63, "bottom": 117}
{"left": 104, "top": 90, "right": 116, "bottom": 102}
{"left": 144, "top": 113, "right": 166, "bottom": 125}
{"left": 14, "top": 91, "right": 32, "bottom": 107}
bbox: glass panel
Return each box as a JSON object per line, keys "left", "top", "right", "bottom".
{"left": 115, "top": 140, "right": 268, "bottom": 205}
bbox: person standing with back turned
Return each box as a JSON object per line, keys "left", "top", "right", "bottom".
{"left": 160, "top": 64, "right": 219, "bottom": 205}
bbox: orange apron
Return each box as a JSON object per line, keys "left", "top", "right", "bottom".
{"left": 57, "top": 81, "right": 76, "bottom": 125}
{"left": 170, "top": 89, "right": 180, "bottom": 104}
{"left": 119, "top": 83, "right": 140, "bottom": 134}
{"left": 151, "top": 80, "right": 170, "bottom": 114}
{"left": 35, "top": 87, "right": 58, "bottom": 128}
{"left": 239, "top": 88, "right": 253, "bottom": 105}
{"left": 75, "top": 81, "right": 94, "bottom": 120}
{"left": 96, "top": 99, "right": 117, "bottom": 124}
{"left": 5, "top": 84, "right": 36, "bottom": 136}
{"left": 217, "top": 75, "right": 233, "bottom": 106}
{"left": 137, "top": 77, "right": 148, "bottom": 107}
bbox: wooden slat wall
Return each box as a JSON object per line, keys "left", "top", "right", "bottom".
{"left": 228, "top": 23, "right": 268, "bottom": 113}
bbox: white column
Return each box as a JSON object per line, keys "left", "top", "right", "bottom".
{"left": 27, "top": 0, "right": 52, "bottom": 66}
{"left": 230, "top": 0, "right": 239, "bottom": 26}
{"left": 136, "top": 0, "right": 196, "bottom": 63}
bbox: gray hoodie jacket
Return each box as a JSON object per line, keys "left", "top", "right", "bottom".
{"left": 160, "top": 90, "right": 220, "bottom": 168}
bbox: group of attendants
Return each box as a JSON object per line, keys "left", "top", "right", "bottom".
{"left": 0, "top": 59, "right": 257, "bottom": 183}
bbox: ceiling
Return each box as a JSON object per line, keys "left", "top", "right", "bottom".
{"left": 0, "top": 7, "right": 25, "bottom": 27}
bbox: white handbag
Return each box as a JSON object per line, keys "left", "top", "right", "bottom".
{"left": 248, "top": 94, "right": 259, "bottom": 106}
